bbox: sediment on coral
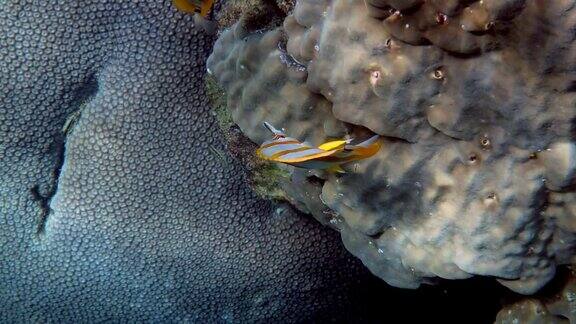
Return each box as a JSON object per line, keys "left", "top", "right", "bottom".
{"left": 208, "top": 0, "right": 576, "bottom": 294}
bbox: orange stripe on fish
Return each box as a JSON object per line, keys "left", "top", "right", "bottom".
{"left": 274, "top": 149, "right": 342, "bottom": 163}
{"left": 259, "top": 139, "right": 301, "bottom": 149}
{"left": 270, "top": 147, "right": 314, "bottom": 159}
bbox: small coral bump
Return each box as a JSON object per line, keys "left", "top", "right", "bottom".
{"left": 383, "top": 38, "right": 400, "bottom": 51}
{"left": 432, "top": 67, "right": 444, "bottom": 80}
{"left": 387, "top": 10, "right": 403, "bottom": 22}
{"left": 484, "top": 192, "right": 499, "bottom": 207}
{"left": 436, "top": 13, "right": 448, "bottom": 25}
{"left": 370, "top": 70, "right": 382, "bottom": 86}
{"left": 468, "top": 153, "right": 479, "bottom": 164}
{"left": 479, "top": 136, "right": 491, "bottom": 149}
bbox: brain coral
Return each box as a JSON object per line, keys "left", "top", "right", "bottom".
{"left": 207, "top": 0, "right": 576, "bottom": 294}
{"left": 0, "top": 0, "right": 424, "bottom": 321}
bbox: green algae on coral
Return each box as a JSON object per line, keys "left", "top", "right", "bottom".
{"left": 226, "top": 126, "right": 293, "bottom": 202}
{"left": 205, "top": 74, "right": 233, "bottom": 133}
{"left": 250, "top": 161, "right": 291, "bottom": 201}
{"left": 205, "top": 75, "right": 291, "bottom": 202}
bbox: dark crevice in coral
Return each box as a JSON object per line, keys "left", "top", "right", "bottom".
{"left": 244, "top": 7, "right": 284, "bottom": 32}
{"left": 277, "top": 33, "right": 308, "bottom": 70}
{"left": 367, "top": 229, "right": 385, "bottom": 240}
{"left": 33, "top": 134, "right": 66, "bottom": 237}
{"left": 570, "top": 118, "right": 576, "bottom": 142}
{"left": 305, "top": 174, "right": 325, "bottom": 187}
{"left": 566, "top": 80, "right": 576, "bottom": 92}
{"left": 221, "top": 0, "right": 287, "bottom": 32}
{"left": 33, "top": 74, "right": 99, "bottom": 237}
{"left": 30, "top": 184, "right": 51, "bottom": 236}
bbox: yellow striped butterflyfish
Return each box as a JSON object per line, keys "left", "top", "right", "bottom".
{"left": 256, "top": 122, "right": 382, "bottom": 173}
{"left": 173, "top": 0, "right": 214, "bottom": 17}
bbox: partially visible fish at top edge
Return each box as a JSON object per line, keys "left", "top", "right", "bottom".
{"left": 173, "top": 0, "right": 215, "bottom": 17}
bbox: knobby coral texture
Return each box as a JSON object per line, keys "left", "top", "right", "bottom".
{"left": 495, "top": 268, "right": 576, "bottom": 323}
{"left": 0, "top": 0, "right": 415, "bottom": 322}
{"left": 207, "top": 0, "right": 576, "bottom": 294}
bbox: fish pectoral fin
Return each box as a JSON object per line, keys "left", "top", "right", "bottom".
{"left": 327, "top": 165, "right": 346, "bottom": 174}
{"left": 318, "top": 140, "right": 348, "bottom": 151}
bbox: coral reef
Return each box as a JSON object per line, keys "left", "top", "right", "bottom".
{"left": 207, "top": 23, "right": 347, "bottom": 147}
{"left": 496, "top": 268, "right": 576, "bottom": 323}
{"left": 208, "top": 0, "right": 576, "bottom": 294}
{"left": 0, "top": 0, "right": 407, "bottom": 322}
{"left": 206, "top": 74, "right": 234, "bottom": 133}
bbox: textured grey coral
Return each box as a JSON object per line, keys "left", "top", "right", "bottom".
{"left": 207, "top": 0, "right": 576, "bottom": 294}
{"left": 496, "top": 269, "right": 576, "bottom": 323}
{"left": 0, "top": 0, "right": 409, "bottom": 322}
{"left": 207, "top": 23, "right": 346, "bottom": 146}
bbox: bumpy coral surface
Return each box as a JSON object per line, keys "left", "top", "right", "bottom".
{"left": 208, "top": 23, "right": 347, "bottom": 146}
{"left": 496, "top": 268, "right": 576, "bottom": 323}
{"left": 0, "top": 0, "right": 418, "bottom": 321}
{"left": 208, "top": 0, "right": 576, "bottom": 294}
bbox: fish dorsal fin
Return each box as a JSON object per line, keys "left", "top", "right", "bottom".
{"left": 263, "top": 122, "right": 287, "bottom": 137}
{"left": 318, "top": 139, "right": 348, "bottom": 151}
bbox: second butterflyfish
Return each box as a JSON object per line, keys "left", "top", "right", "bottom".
{"left": 256, "top": 122, "right": 382, "bottom": 173}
